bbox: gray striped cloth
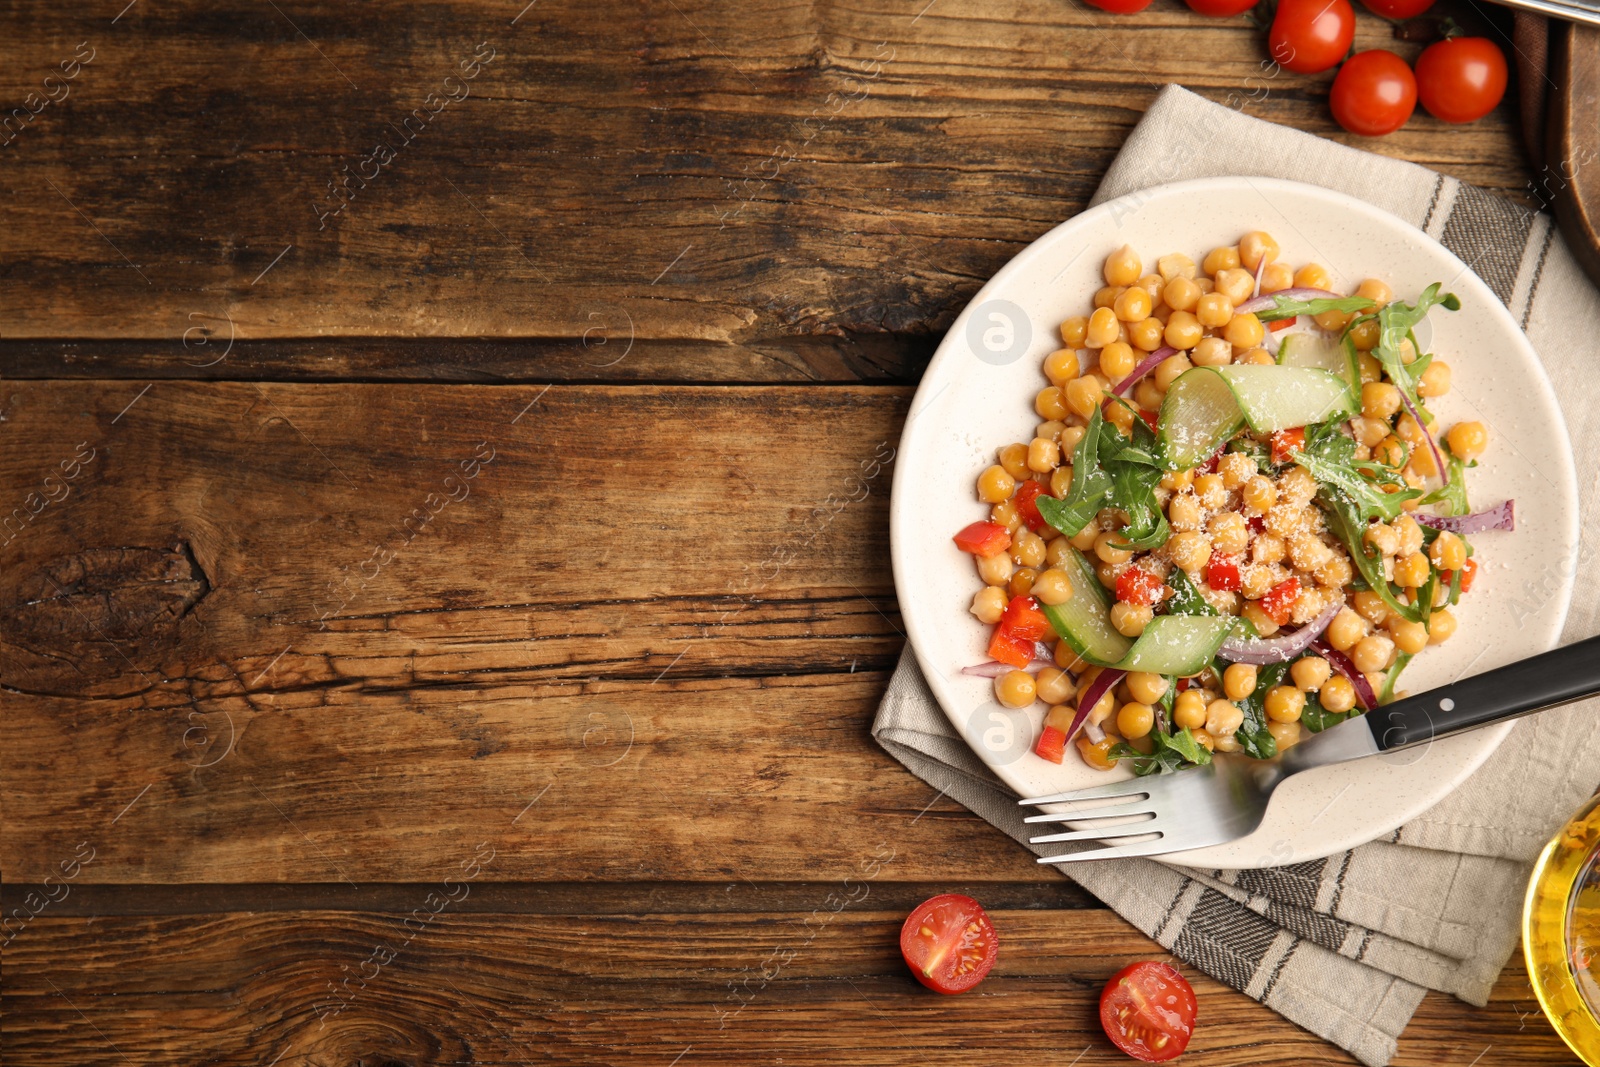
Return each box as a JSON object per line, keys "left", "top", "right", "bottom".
{"left": 874, "top": 85, "right": 1600, "bottom": 1066}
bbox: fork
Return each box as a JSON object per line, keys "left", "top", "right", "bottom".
{"left": 1020, "top": 634, "right": 1600, "bottom": 863}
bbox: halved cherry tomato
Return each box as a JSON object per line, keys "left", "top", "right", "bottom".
{"left": 1100, "top": 961, "right": 1197, "bottom": 1062}
{"left": 1415, "top": 36, "right": 1507, "bottom": 124}
{"left": 953, "top": 520, "right": 1012, "bottom": 558}
{"left": 1269, "top": 427, "right": 1306, "bottom": 465}
{"left": 1013, "top": 480, "right": 1051, "bottom": 533}
{"left": 1035, "top": 724, "right": 1067, "bottom": 763}
{"left": 1186, "top": 0, "right": 1259, "bottom": 13}
{"left": 1261, "top": 577, "right": 1302, "bottom": 625}
{"left": 1330, "top": 50, "right": 1418, "bottom": 137}
{"left": 1206, "top": 554, "right": 1241, "bottom": 592}
{"left": 1360, "top": 0, "right": 1434, "bottom": 16}
{"left": 1269, "top": 0, "right": 1356, "bottom": 74}
{"left": 900, "top": 894, "right": 1000, "bottom": 994}
{"left": 1084, "top": 0, "right": 1154, "bottom": 11}
{"left": 1116, "top": 567, "right": 1165, "bottom": 606}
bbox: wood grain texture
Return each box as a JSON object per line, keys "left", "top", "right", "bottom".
{"left": 0, "top": 908, "right": 1569, "bottom": 1065}
{"left": 0, "top": 0, "right": 1530, "bottom": 361}
{"left": 1548, "top": 21, "right": 1600, "bottom": 290}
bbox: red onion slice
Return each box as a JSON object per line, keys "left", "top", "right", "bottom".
{"left": 1217, "top": 600, "right": 1341, "bottom": 665}
{"left": 1235, "top": 287, "right": 1344, "bottom": 315}
{"left": 1312, "top": 639, "right": 1377, "bottom": 710}
{"left": 1416, "top": 499, "right": 1515, "bottom": 534}
{"left": 960, "top": 643, "right": 1056, "bottom": 678}
{"left": 1397, "top": 389, "right": 1449, "bottom": 491}
{"left": 1111, "top": 346, "right": 1177, "bottom": 397}
{"left": 1064, "top": 667, "right": 1126, "bottom": 742}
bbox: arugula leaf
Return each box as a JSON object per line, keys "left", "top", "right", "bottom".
{"left": 1294, "top": 450, "right": 1420, "bottom": 523}
{"left": 1378, "top": 651, "right": 1414, "bottom": 704}
{"left": 1164, "top": 566, "right": 1217, "bottom": 617}
{"left": 1317, "top": 488, "right": 1423, "bottom": 623}
{"left": 1035, "top": 408, "right": 1113, "bottom": 537}
{"left": 1370, "top": 284, "right": 1458, "bottom": 428}
{"left": 1234, "top": 661, "right": 1286, "bottom": 759}
{"left": 1106, "top": 463, "right": 1170, "bottom": 552}
{"left": 1109, "top": 727, "right": 1214, "bottom": 775}
{"left": 1420, "top": 452, "right": 1474, "bottom": 517}
{"left": 1300, "top": 686, "right": 1349, "bottom": 733}
{"left": 1037, "top": 404, "right": 1173, "bottom": 554}
{"left": 1255, "top": 293, "right": 1376, "bottom": 323}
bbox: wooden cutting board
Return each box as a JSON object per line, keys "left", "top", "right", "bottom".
{"left": 1549, "top": 21, "right": 1600, "bottom": 287}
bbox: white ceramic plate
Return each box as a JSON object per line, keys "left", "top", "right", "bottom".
{"left": 890, "top": 176, "right": 1579, "bottom": 870}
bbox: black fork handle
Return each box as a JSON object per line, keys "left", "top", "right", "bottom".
{"left": 1367, "top": 634, "right": 1600, "bottom": 751}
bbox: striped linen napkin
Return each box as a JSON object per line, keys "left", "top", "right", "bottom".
{"left": 874, "top": 84, "right": 1600, "bottom": 1066}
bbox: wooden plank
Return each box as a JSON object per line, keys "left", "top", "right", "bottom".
{"left": 0, "top": 908, "right": 1568, "bottom": 1065}
{"left": 0, "top": 0, "right": 1531, "bottom": 355}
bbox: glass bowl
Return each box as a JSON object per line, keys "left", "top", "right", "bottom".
{"left": 1525, "top": 792, "right": 1600, "bottom": 1065}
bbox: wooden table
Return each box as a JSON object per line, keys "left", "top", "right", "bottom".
{"left": 0, "top": 1, "right": 1576, "bottom": 1063}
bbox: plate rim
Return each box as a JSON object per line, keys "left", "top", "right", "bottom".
{"left": 888, "top": 174, "right": 1581, "bottom": 870}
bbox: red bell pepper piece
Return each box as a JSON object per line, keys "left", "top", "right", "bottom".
{"left": 953, "top": 521, "right": 1012, "bottom": 558}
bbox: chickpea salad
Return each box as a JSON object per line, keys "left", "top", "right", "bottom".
{"left": 952, "top": 232, "right": 1516, "bottom": 776}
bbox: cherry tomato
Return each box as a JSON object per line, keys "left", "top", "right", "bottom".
{"left": 1359, "top": 0, "right": 1434, "bottom": 17}
{"left": 1415, "top": 36, "right": 1508, "bottom": 124}
{"left": 1100, "top": 961, "right": 1197, "bottom": 1061}
{"left": 899, "top": 894, "right": 1000, "bottom": 994}
{"left": 1116, "top": 567, "right": 1165, "bottom": 606}
{"left": 1269, "top": 427, "right": 1306, "bottom": 465}
{"left": 1185, "top": 0, "right": 1259, "bottom": 14}
{"left": 953, "top": 520, "right": 1012, "bottom": 558}
{"left": 1205, "top": 554, "right": 1241, "bottom": 592}
{"left": 1330, "top": 50, "right": 1417, "bottom": 136}
{"left": 1270, "top": 0, "right": 1356, "bottom": 74}
{"left": 1084, "top": 0, "right": 1155, "bottom": 11}
{"left": 1013, "top": 479, "right": 1051, "bottom": 533}
{"left": 1261, "top": 577, "right": 1303, "bottom": 626}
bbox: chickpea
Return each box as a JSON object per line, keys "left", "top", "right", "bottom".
{"left": 1260, "top": 261, "right": 1294, "bottom": 293}
{"left": 1009, "top": 567, "right": 1039, "bottom": 599}
{"left": 1394, "top": 552, "right": 1430, "bottom": 588}
{"left": 1418, "top": 360, "right": 1452, "bottom": 398}
{"left": 1203, "top": 245, "right": 1241, "bottom": 276}
{"left": 1124, "top": 672, "right": 1168, "bottom": 705}
{"left": 1094, "top": 285, "right": 1122, "bottom": 310}
{"left": 1369, "top": 435, "right": 1405, "bottom": 469}
{"left": 977, "top": 465, "right": 1016, "bottom": 503}
{"left": 1104, "top": 401, "right": 1136, "bottom": 436}
{"left": 1352, "top": 590, "right": 1392, "bottom": 625}
{"left": 1428, "top": 608, "right": 1458, "bottom": 644}
{"left": 1099, "top": 341, "right": 1138, "bottom": 383}
{"left": 1351, "top": 278, "right": 1390, "bottom": 307}
{"left": 1358, "top": 352, "right": 1382, "bottom": 383}
{"left": 1110, "top": 601, "right": 1153, "bottom": 637}
{"left": 1242, "top": 601, "right": 1280, "bottom": 637}
{"left": 1223, "top": 313, "right": 1264, "bottom": 349}
{"left": 1162, "top": 275, "right": 1201, "bottom": 313}
{"left": 1037, "top": 420, "right": 1067, "bottom": 442}
{"left": 1043, "top": 536, "right": 1072, "bottom": 569}
{"left": 1279, "top": 467, "right": 1317, "bottom": 505}
{"left": 971, "top": 587, "right": 1009, "bottom": 626}
{"left": 1036, "top": 667, "right": 1076, "bottom": 706}
{"left": 1195, "top": 472, "right": 1228, "bottom": 509}
{"left": 977, "top": 550, "right": 1014, "bottom": 587}
{"left": 1012, "top": 529, "right": 1047, "bottom": 568}
{"left": 1351, "top": 633, "right": 1396, "bottom": 674}
{"left": 1191, "top": 728, "right": 1218, "bottom": 752}
{"left": 1086, "top": 307, "right": 1120, "bottom": 348}
{"left": 1118, "top": 701, "right": 1155, "bottom": 740}
{"left": 1350, "top": 416, "right": 1390, "bottom": 448}
{"left": 1314, "top": 307, "right": 1352, "bottom": 332}
{"left": 1239, "top": 231, "right": 1280, "bottom": 272}
{"left": 1027, "top": 436, "right": 1061, "bottom": 473}
{"left": 1321, "top": 674, "right": 1357, "bottom": 713}
{"left": 1347, "top": 318, "right": 1380, "bottom": 350}
{"left": 1168, "top": 492, "right": 1202, "bottom": 532}
{"left": 1060, "top": 317, "right": 1089, "bottom": 348}
{"left": 1290, "top": 656, "right": 1332, "bottom": 692}
{"left": 1295, "top": 263, "right": 1334, "bottom": 291}
{"left": 1114, "top": 285, "right": 1152, "bottom": 323}
{"left": 1324, "top": 608, "right": 1367, "bottom": 653}
{"left": 1216, "top": 452, "right": 1255, "bottom": 490}
{"left": 1168, "top": 530, "right": 1213, "bottom": 573}
{"left": 1060, "top": 425, "right": 1087, "bottom": 453}
{"left": 1104, "top": 244, "right": 1141, "bottom": 287}
{"left": 1160, "top": 468, "right": 1195, "bottom": 492}
{"left": 1157, "top": 252, "right": 1196, "bottom": 281}
{"left": 1223, "top": 663, "right": 1258, "bottom": 701}
{"left": 1064, "top": 376, "right": 1103, "bottom": 420}
{"left": 1128, "top": 316, "right": 1165, "bottom": 352}
{"left": 1091, "top": 530, "right": 1131, "bottom": 565}
{"left": 1154, "top": 353, "right": 1193, "bottom": 391}
{"left": 1191, "top": 335, "right": 1234, "bottom": 367}
{"left": 1045, "top": 349, "right": 1082, "bottom": 388}
{"left": 1055, "top": 641, "right": 1087, "bottom": 671}
{"left": 1164, "top": 310, "right": 1204, "bottom": 350}
{"left": 1050, "top": 466, "right": 1074, "bottom": 498}
{"left": 1314, "top": 555, "right": 1353, "bottom": 589}
{"left": 1242, "top": 475, "right": 1278, "bottom": 513}
{"left": 1252, "top": 534, "right": 1287, "bottom": 564}
{"left": 1268, "top": 720, "right": 1301, "bottom": 750}
{"left": 1361, "top": 382, "right": 1402, "bottom": 421}
{"left": 1446, "top": 421, "right": 1489, "bottom": 461}
{"left": 991, "top": 500, "right": 1021, "bottom": 533}
{"left": 1205, "top": 699, "right": 1245, "bottom": 736}
{"left": 994, "top": 669, "right": 1037, "bottom": 709}
{"left": 1173, "top": 690, "right": 1208, "bottom": 730}
{"left": 1069, "top": 523, "right": 1100, "bottom": 551}
{"left": 1429, "top": 532, "right": 1467, "bottom": 571}
{"left": 1208, "top": 511, "right": 1249, "bottom": 556}
{"left": 1395, "top": 515, "right": 1424, "bottom": 556}
{"left": 1031, "top": 567, "right": 1074, "bottom": 606}
{"left": 1135, "top": 273, "right": 1165, "bottom": 301}
{"left": 1388, "top": 617, "right": 1429, "bottom": 655}
{"left": 1134, "top": 378, "right": 1164, "bottom": 410}
{"left": 1240, "top": 347, "right": 1276, "bottom": 366}
{"left": 1077, "top": 734, "right": 1118, "bottom": 770}
{"left": 1214, "top": 268, "right": 1255, "bottom": 304}
{"left": 1195, "top": 291, "right": 1234, "bottom": 328}
{"left": 1288, "top": 534, "right": 1333, "bottom": 572}
{"left": 1265, "top": 685, "right": 1305, "bottom": 723}
{"left": 1035, "top": 386, "right": 1068, "bottom": 421}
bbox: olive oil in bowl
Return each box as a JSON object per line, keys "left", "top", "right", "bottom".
{"left": 1525, "top": 794, "right": 1600, "bottom": 1065}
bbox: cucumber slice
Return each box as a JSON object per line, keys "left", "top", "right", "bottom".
{"left": 1214, "top": 365, "right": 1357, "bottom": 430}
{"left": 1112, "top": 615, "right": 1237, "bottom": 675}
{"left": 1157, "top": 368, "right": 1243, "bottom": 470}
{"left": 1158, "top": 365, "right": 1357, "bottom": 470}
{"left": 1042, "top": 549, "right": 1238, "bottom": 672}
{"left": 1277, "top": 332, "right": 1361, "bottom": 400}
{"left": 1042, "top": 548, "right": 1132, "bottom": 666}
